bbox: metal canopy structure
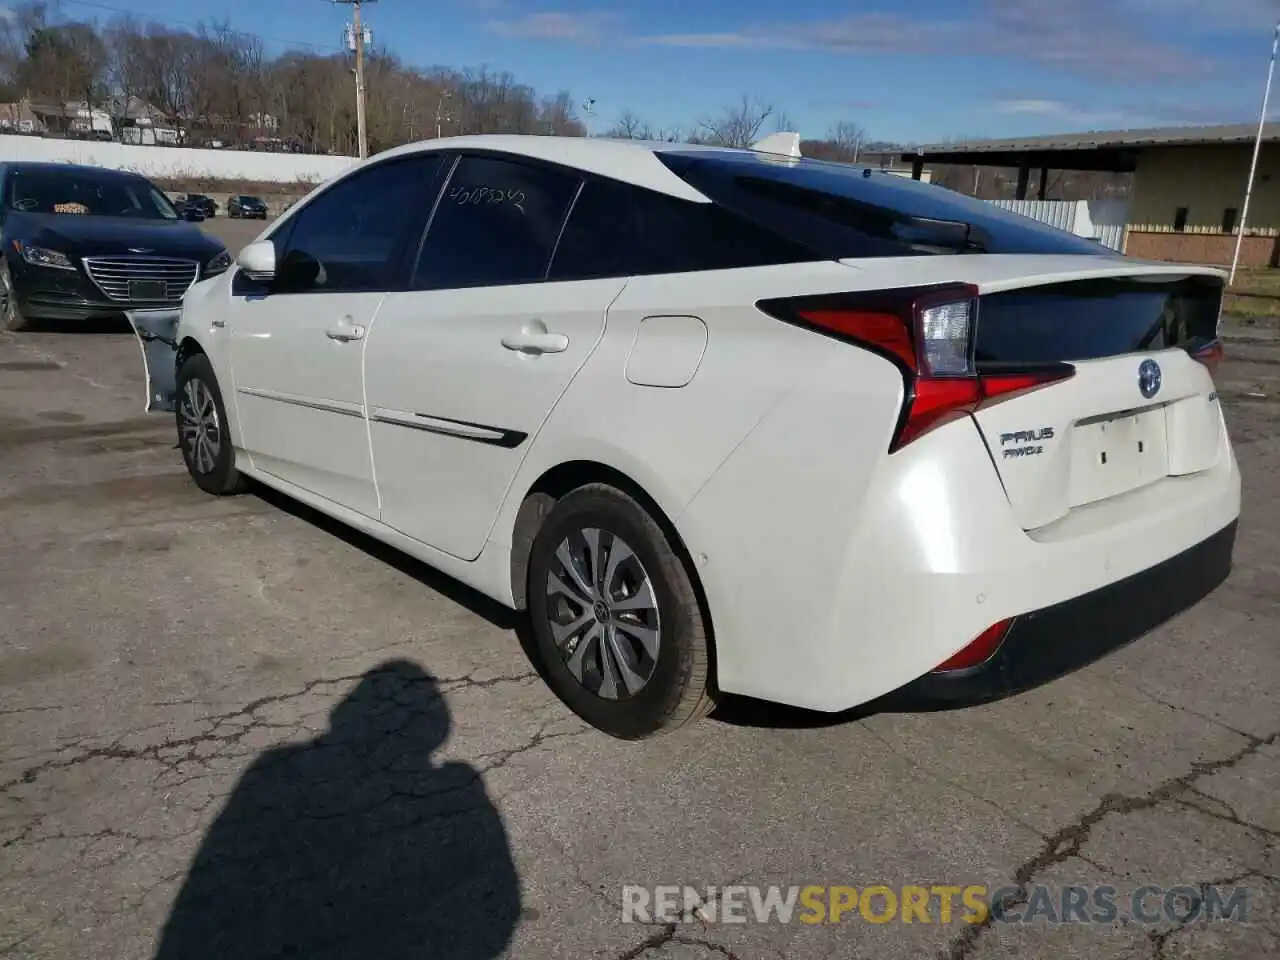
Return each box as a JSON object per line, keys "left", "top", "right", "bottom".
{"left": 897, "top": 122, "right": 1280, "bottom": 199}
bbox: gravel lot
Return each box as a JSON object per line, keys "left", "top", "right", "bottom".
{"left": 1, "top": 228, "right": 1277, "bottom": 959}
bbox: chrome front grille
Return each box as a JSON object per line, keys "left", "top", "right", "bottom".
{"left": 82, "top": 256, "right": 199, "bottom": 303}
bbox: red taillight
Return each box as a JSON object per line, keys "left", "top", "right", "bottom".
{"left": 799, "top": 309, "right": 915, "bottom": 369}
{"left": 932, "top": 619, "right": 1013, "bottom": 672}
{"left": 1190, "top": 340, "right": 1224, "bottom": 379}
{"left": 895, "top": 371, "right": 1074, "bottom": 449}
{"left": 758, "top": 283, "right": 1075, "bottom": 452}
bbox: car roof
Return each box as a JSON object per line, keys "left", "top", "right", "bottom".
{"left": 369, "top": 135, "right": 754, "bottom": 203}
{"left": 4, "top": 161, "right": 152, "bottom": 181}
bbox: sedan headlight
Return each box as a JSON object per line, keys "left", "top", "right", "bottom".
{"left": 17, "top": 242, "right": 75, "bottom": 271}
{"left": 205, "top": 249, "right": 233, "bottom": 276}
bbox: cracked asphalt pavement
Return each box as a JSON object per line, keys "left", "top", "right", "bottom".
{"left": 1, "top": 234, "right": 1277, "bottom": 957}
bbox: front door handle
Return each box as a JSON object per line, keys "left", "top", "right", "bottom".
{"left": 325, "top": 317, "right": 365, "bottom": 342}
{"left": 501, "top": 319, "right": 568, "bottom": 355}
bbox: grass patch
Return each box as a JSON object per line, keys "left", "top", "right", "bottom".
{"left": 1224, "top": 267, "right": 1280, "bottom": 323}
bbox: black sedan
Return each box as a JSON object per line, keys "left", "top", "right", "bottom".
{"left": 172, "top": 196, "right": 207, "bottom": 222}
{"left": 0, "top": 162, "right": 231, "bottom": 331}
{"left": 228, "top": 195, "right": 268, "bottom": 219}
{"left": 182, "top": 194, "right": 218, "bottom": 218}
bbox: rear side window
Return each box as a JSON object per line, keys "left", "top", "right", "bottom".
{"left": 548, "top": 176, "right": 632, "bottom": 281}
{"left": 631, "top": 188, "right": 814, "bottom": 275}
{"left": 659, "top": 152, "right": 1115, "bottom": 259}
{"left": 413, "top": 155, "right": 580, "bottom": 290}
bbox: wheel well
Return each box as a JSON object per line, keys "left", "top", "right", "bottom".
{"left": 509, "top": 460, "right": 719, "bottom": 691}
{"left": 176, "top": 336, "right": 205, "bottom": 370}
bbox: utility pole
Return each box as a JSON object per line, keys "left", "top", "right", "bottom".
{"left": 336, "top": 0, "right": 375, "bottom": 160}
{"left": 1231, "top": 18, "right": 1280, "bottom": 287}
{"left": 435, "top": 90, "right": 452, "bottom": 139}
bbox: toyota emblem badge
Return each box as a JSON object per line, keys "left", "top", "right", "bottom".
{"left": 1138, "top": 358, "right": 1162, "bottom": 399}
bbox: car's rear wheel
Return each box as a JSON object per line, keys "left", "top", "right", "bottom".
{"left": 526, "top": 484, "right": 714, "bottom": 740}
{"left": 174, "top": 354, "right": 246, "bottom": 496}
{"left": 0, "top": 261, "right": 30, "bottom": 332}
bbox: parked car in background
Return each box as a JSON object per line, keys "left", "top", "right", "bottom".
{"left": 171, "top": 196, "right": 206, "bottom": 222}
{"left": 124, "top": 135, "right": 1239, "bottom": 741}
{"left": 180, "top": 194, "right": 217, "bottom": 219}
{"left": 228, "top": 195, "right": 268, "bottom": 219}
{"left": 0, "top": 161, "right": 231, "bottom": 331}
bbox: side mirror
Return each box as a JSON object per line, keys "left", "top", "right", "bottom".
{"left": 237, "top": 240, "right": 276, "bottom": 280}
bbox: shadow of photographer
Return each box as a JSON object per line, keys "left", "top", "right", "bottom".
{"left": 154, "top": 659, "right": 520, "bottom": 959}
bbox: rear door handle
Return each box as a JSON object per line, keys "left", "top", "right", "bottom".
{"left": 501, "top": 319, "right": 568, "bottom": 355}
{"left": 325, "top": 318, "right": 365, "bottom": 342}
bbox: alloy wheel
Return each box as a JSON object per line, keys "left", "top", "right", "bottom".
{"left": 545, "top": 527, "right": 661, "bottom": 700}
{"left": 179, "top": 378, "right": 222, "bottom": 475}
{"left": 0, "top": 266, "right": 15, "bottom": 327}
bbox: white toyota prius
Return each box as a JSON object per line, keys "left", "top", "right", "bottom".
{"left": 127, "top": 134, "right": 1240, "bottom": 740}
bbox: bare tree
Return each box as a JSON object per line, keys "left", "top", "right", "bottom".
{"left": 606, "top": 109, "right": 649, "bottom": 139}
{"left": 828, "top": 120, "right": 867, "bottom": 162}
{"left": 105, "top": 15, "right": 148, "bottom": 131}
{"left": 697, "top": 95, "right": 775, "bottom": 148}
{"left": 0, "top": 9, "right": 633, "bottom": 154}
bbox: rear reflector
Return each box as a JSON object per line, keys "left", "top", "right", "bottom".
{"left": 756, "top": 283, "right": 1076, "bottom": 452}
{"left": 932, "top": 619, "right": 1013, "bottom": 672}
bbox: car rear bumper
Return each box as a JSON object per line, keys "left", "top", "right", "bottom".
{"left": 682, "top": 397, "right": 1242, "bottom": 714}
{"left": 896, "top": 518, "right": 1236, "bottom": 706}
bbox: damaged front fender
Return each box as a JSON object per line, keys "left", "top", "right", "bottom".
{"left": 125, "top": 308, "right": 181, "bottom": 413}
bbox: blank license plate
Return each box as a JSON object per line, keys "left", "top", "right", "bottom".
{"left": 1069, "top": 408, "right": 1170, "bottom": 507}
{"left": 129, "top": 279, "right": 167, "bottom": 300}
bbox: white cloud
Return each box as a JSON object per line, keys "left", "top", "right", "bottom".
{"left": 483, "top": 11, "right": 622, "bottom": 45}
{"left": 986, "top": 94, "right": 1270, "bottom": 128}
{"left": 638, "top": 0, "right": 1231, "bottom": 83}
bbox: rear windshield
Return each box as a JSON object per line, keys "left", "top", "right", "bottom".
{"left": 657, "top": 151, "right": 1115, "bottom": 259}
{"left": 975, "top": 275, "right": 1224, "bottom": 364}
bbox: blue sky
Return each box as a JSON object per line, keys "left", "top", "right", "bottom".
{"left": 48, "top": 0, "right": 1280, "bottom": 144}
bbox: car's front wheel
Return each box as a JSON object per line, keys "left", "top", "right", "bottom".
{"left": 174, "top": 354, "right": 246, "bottom": 496}
{"left": 0, "top": 261, "right": 30, "bottom": 332}
{"left": 526, "top": 484, "right": 715, "bottom": 740}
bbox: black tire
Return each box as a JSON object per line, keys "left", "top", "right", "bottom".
{"left": 526, "top": 484, "right": 714, "bottom": 740}
{"left": 0, "top": 261, "right": 30, "bottom": 332}
{"left": 174, "top": 354, "right": 247, "bottom": 496}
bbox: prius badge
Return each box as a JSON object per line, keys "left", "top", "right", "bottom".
{"left": 1138, "top": 358, "right": 1162, "bottom": 399}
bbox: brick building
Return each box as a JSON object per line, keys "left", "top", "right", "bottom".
{"left": 899, "top": 124, "right": 1280, "bottom": 267}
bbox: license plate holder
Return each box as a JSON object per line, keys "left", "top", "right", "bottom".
{"left": 129, "top": 279, "right": 168, "bottom": 301}
{"left": 1069, "top": 408, "right": 1169, "bottom": 507}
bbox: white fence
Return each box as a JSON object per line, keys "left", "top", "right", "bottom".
{"left": 989, "top": 199, "right": 1129, "bottom": 252}
{"left": 0, "top": 134, "right": 357, "bottom": 184}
